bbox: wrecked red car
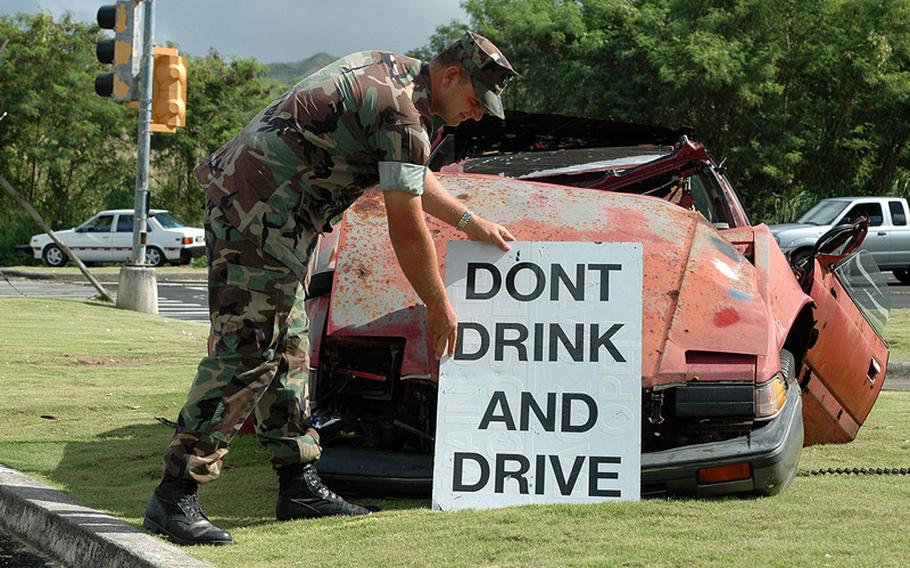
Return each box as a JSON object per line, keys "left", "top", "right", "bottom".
{"left": 303, "top": 112, "right": 891, "bottom": 497}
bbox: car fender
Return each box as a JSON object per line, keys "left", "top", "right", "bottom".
{"left": 779, "top": 231, "right": 828, "bottom": 253}
{"left": 751, "top": 224, "right": 814, "bottom": 380}
{"left": 30, "top": 235, "right": 49, "bottom": 258}
{"left": 31, "top": 231, "right": 71, "bottom": 254}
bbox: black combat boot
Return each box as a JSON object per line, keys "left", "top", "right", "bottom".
{"left": 143, "top": 475, "right": 233, "bottom": 546}
{"left": 276, "top": 463, "right": 373, "bottom": 520}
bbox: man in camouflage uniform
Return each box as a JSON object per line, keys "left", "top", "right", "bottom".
{"left": 143, "top": 32, "right": 517, "bottom": 546}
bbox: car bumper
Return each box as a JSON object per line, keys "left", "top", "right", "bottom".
{"left": 179, "top": 245, "right": 205, "bottom": 262}
{"left": 316, "top": 381, "right": 804, "bottom": 499}
{"left": 641, "top": 379, "right": 803, "bottom": 496}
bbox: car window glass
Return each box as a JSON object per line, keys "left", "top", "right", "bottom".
{"left": 842, "top": 203, "right": 883, "bottom": 227}
{"left": 688, "top": 174, "right": 712, "bottom": 223}
{"left": 833, "top": 250, "right": 890, "bottom": 338}
{"left": 151, "top": 212, "right": 185, "bottom": 228}
{"left": 684, "top": 172, "right": 732, "bottom": 227}
{"left": 84, "top": 215, "right": 114, "bottom": 233}
{"left": 889, "top": 201, "right": 906, "bottom": 226}
{"left": 798, "top": 201, "right": 849, "bottom": 225}
{"left": 116, "top": 214, "right": 134, "bottom": 232}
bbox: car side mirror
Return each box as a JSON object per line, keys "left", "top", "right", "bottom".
{"left": 797, "top": 217, "right": 868, "bottom": 293}
{"left": 75, "top": 227, "right": 85, "bottom": 233}
{"left": 814, "top": 216, "right": 868, "bottom": 258}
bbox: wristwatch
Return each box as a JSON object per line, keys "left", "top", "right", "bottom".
{"left": 456, "top": 208, "right": 474, "bottom": 231}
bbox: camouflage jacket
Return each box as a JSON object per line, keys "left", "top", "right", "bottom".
{"left": 194, "top": 51, "right": 433, "bottom": 279}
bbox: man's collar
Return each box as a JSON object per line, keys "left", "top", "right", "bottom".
{"left": 412, "top": 63, "right": 432, "bottom": 121}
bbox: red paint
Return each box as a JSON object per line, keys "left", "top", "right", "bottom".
{"left": 317, "top": 131, "right": 887, "bottom": 449}
{"left": 329, "top": 175, "right": 773, "bottom": 384}
{"left": 714, "top": 308, "right": 741, "bottom": 327}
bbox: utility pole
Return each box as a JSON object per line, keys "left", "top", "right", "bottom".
{"left": 131, "top": 0, "right": 153, "bottom": 266}
{"left": 114, "top": 0, "right": 158, "bottom": 314}
{"left": 94, "top": 0, "right": 186, "bottom": 314}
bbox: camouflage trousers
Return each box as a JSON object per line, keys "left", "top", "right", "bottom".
{"left": 164, "top": 201, "right": 320, "bottom": 483}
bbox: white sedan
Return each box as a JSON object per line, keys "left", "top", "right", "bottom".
{"left": 30, "top": 209, "right": 205, "bottom": 267}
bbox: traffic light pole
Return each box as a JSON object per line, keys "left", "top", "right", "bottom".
{"left": 132, "top": 0, "right": 153, "bottom": 265}
{"left": 117, "top": 0, "right": 158, "bottom": 314}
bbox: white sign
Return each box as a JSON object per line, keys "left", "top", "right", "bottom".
{"left": 433, "top": 242, "right": 643, "bottom": 511}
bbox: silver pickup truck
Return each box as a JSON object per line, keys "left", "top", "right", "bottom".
{"left": 770, "top": 196, "right": 910, "bottom": 282}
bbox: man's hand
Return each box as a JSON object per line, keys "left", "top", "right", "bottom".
{"left": 421, "top": 171, "right": 516, "bottom": 251}
{"left": 464, "top": 215, "right": 516, "bottom": 251}
{"left": 426, "top": 300, "right": 458, "bottom": 359}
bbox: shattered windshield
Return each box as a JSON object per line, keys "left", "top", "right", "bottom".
{"left": 461, "top": 146, "right": 733, "bottom": 227}
{"left": 798, "top": 200, "right": 849, "bottom": 225}
{"left": 461, "top": 147, "right": 672, "bottom": 180}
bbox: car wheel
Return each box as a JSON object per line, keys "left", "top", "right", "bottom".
{"left": 144, "top": 246, "right": 165, "bottom": 267}
{"left": 893, "top": 268, "right": 910, "bottom": 285}
{"left": 42, "top": 244, "right": 67, "bottom": 267}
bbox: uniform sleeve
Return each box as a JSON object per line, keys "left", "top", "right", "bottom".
{"left": 374, "top": 122, "right": 431, "bottom": 196}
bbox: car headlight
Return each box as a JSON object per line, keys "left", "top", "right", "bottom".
{"left": 754, "top": 372, "right": 787, "bottom": 420}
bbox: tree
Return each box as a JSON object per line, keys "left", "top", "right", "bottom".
{"left": 0, "top": 12, "right": 134, "bottom": 262}
{"left": 419, "top": 0, "right": 910, "bottom": 222}
{"left": 0, "top": 14, "right": 281, "bottom": 262}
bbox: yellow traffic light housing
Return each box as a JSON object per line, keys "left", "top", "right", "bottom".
{"left": 95, "top": 0, "right": 141, "bottom": 101}
{"left": 150, "top": 47, "right": 187, "bottom": 133}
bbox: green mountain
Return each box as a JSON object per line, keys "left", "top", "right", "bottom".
{"left": 266, "top": 52, "right": 336, "bottom": 85}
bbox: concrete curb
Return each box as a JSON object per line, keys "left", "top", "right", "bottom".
{"left": 0, "top": 465, "right": 212, "bottom": 568}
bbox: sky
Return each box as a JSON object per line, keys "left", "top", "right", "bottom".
{"left": 1, "top": 0, "right": 468, "bottom": 63}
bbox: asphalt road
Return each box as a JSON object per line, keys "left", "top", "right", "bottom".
{"left": 3, "top": 271, "right": 910, "bottom": 317}
{"left": 0, "top": 278, "right": 209, "bottom": 324}
{"left": 885, "top": 278, "right": 910, "bottom": 309}
{"left": 0, "top": 526, "right": 61, "bottom": 567}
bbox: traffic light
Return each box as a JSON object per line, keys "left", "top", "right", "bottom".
{"left": 150, "top": 47, "right": 187, "bottom": 133}
{"left": 95, "top": 0, "right": 142, "bottom": 101}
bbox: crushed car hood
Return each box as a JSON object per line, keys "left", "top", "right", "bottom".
{"left": 327, "top": 173, "right": 778, "bottom": 388}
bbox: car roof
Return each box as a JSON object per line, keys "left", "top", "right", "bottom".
{"left": 836, "top": 196, "right": 899, "bottom": 201}
{"left": 430, "top": 110, "right": 693, "bottom": 171}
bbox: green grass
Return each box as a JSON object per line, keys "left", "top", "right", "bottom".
{"left": 1, "top": 298, "right": 909, "bottom": 567}
{"left": 885, "top": 308, "right": 910, "bottom": 361}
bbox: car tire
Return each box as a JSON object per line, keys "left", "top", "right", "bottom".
{"left": 780, "top": 349, "right": 796, "bottom": 382}
{"left": 145, "top": 246, "right": 166, "bottom": 267}
{"left": 42, "top": 244, "right": 67, "bottom": 267}
{"left": 893, "top": 268, "right": 910, "bottom": 284}
{"left": 788, "top": 247, "right": 813, "bottom": 267}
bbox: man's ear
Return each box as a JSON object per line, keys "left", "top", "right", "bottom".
{"left": 441, "top": 65, "right": 461, "bottom": 88}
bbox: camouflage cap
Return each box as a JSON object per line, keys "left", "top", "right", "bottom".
{"left": 440, "top": 31, "right": 517, "bottom": 119}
